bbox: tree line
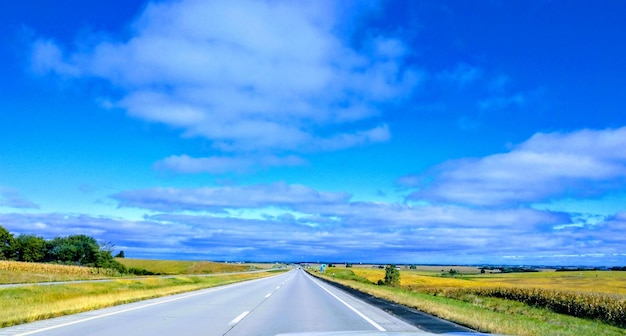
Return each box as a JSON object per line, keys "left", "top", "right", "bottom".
{"left": 0, "top": 225, "right": 125, "bottom": 273}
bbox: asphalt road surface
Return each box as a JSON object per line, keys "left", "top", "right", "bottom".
{"left": 0, "top": 269, "right": 422, "bottom": 336}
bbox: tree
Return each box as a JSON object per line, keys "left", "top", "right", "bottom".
{"left": 384, "top": 264, "right": 400, "bottom": 287}
{"left": 46, "top": 235, "right": 99, "bottom": 265}
{"left": 114, "top": 250, "right": 125, "bottom": 258}
{"left": 15, "top": 234, "right": 46, "bottom": 262}
{"left": 0, "top": 225, "right": 16, "bottom": 260}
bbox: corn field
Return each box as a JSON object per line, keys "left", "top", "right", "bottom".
{"left": 0, "top": 260, "right": 120, "bottom": 277}
{"left": 349, "top": 268, "right": 626, "bottom": 328}
{"left": 470, "top": 287, "right": 626, "bottom": 328}
{"left": 419, "top": 285, "right": 626, "bottom": 328}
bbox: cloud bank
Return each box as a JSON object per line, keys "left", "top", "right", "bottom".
{"left": 402, "top": 127, "right": 626, "bottom": 206}
{"left": 4, "top": 128, "right": 625, "bottom": 264}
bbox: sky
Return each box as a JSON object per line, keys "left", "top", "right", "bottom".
{"left": 1, "top": 0, "right": 626, "bottom": 266}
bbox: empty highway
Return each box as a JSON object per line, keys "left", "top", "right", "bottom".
{"left": 0, "top": 269, "right": 421, "bottom": 336}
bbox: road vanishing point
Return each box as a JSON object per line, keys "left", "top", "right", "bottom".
{"left": 0, "top": 268, "right": 475, "bottom": 336}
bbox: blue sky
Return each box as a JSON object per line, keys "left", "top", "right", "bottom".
{"left": 2, "top": 0, "right": 626, "bottom": 265}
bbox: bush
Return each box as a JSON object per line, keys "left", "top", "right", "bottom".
{"left": 330, "top": 269, "right": 371, "bottom": 284}
{"left": 384, "top": 264, "right": 400, "bottom": 287}
{"left": 128, "top": 267, "right": 157, "bottom": 276}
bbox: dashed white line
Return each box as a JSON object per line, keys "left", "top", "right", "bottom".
{"left": 229, "top": 311, "right": 250, "bottom": 326}
{"left": 7, "top": 275, "right": 274, "bottom": 336}
{"left": 265, "top": 293, "right": 272, "bottom": 298}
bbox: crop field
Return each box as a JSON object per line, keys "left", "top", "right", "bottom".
{"left": 314, "top": 266, "right": 626, "bottom": 336}
{"left": 346, "top": 267, "right": 626, "bottom": 294}
{"left": 467, "top": 270, "right": 626, "bottom": 295}
{"left": 0, "top": 259, "right": 276, "bottom": 284}
{"left": 0, "top": 260, "right": 118, "bottom": 284}
{"left": 114, "top": 258, "right": 258, "bottom": 275}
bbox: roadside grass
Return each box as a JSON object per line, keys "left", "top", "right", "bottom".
{"left": 312, "top": 269, "right": 625, "bottom": 336}
{"left": 0, "top": 271, "right": 285, "bottom": 328}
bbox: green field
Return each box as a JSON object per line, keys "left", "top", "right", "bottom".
{"left": 312, "top": 266, "right": 626, "bottom": 336}
{"left": 114, "top": 258, "right": 266, "bottom": 275}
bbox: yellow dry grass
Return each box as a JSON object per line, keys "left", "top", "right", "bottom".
{"left": 349, "top": 268, "right": 626, "bottom": 295}
{"left": 0, "top": 271, "right": 281, "bottom": 328}
{"left": 469, "top": 270, "right": 626, "bottom": 295}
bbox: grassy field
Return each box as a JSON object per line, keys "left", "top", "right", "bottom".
{"left": 0, "top": 271, "right": 285, "bottom": 328}
{"left": 0, "top": 259, "right": 275, "bottom": 284}
{"left": 312, "top": 266, "right": 626, "bottom": 336}
{"left": 114, "top": 258, "right": 266, "bottom": 275}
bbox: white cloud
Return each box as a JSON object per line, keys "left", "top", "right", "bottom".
{"left": 3, "top": 181, "right": 624, "bottom": 264}
{"left": 112, "top": 182, "right": 352, "bottom": 212}
{"left": 437, "top": 63, "right": 483, "bottom": 87}
{"left": 110, "top": 182, "right": 572, "bottom": 258}
{"left": 30, "top": 0, "right": 418, "bottom": 159}
{"left": 0, "top": 187, "right": 40, "bottom": 209}
{"left": 404, "top": 127, "right": 626, "bottom": 206}
{"left": 478, "top": 92, "right": 526, "bottom": 111}
{"left": 30, "top": 39, "right": 79, "bottom": 76}
{"left": 0, "top": 201, "right": 608, "bottom": 264}
{"left": 153, "top": 154, "right": 306, "bottom": 174}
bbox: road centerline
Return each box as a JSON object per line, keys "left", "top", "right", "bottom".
{"left": 228, "top": 311, "right": 250, "bottom": 326}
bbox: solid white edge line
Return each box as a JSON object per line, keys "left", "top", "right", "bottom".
{"left": 306, "top": 273, "right": 386, "bottom": 331}
{"left": 12, "top": 274, "right": 280, "bottom": 336}
{"left": 229, "top": 311, "right": 250, "bottom": 326}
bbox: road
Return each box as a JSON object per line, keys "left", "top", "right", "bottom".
{"left": 0, "top": 268, "right": 421, "bottom": 336}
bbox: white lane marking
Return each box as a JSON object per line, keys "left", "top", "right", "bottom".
{"left": 265, "top": 293, "right": 272, "bottom": 298}
{"left": 11, "top": 276, "right": 272, "bottom": 336}
{"left": 307, "top": 275, "right": 386, "bottom": 331}
{"left": 228, "top": 311, "right": 250, "bottom": 326}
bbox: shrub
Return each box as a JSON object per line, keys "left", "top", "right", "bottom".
{"left": 128, "top": 267, "right": 157, "bottom": 276}
{"left": 384, "top": 264, "right": 400, "bottom": 287}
